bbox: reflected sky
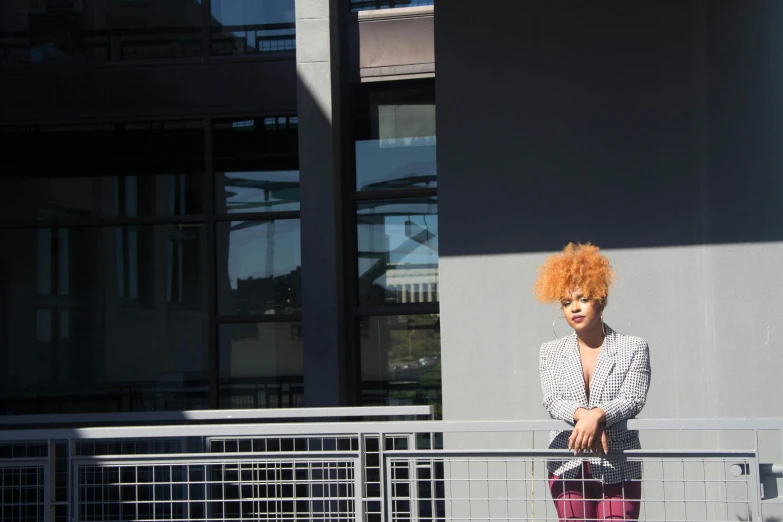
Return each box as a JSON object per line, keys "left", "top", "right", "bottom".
{"left": 211, "top": 0, "right": 295, "bottom": 26}
{"left": 219, "top": 171, "right": 300, "bottom": 213}
{"left": 355, "top": 137, "right": 436, "bottom": 191}
{"left": 224, "top": 219, "right": 301, "bottom": 288}
{"left": 357, "top": 199, "right": 438, "bottom": 301}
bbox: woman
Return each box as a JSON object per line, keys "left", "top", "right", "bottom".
{"left": 535, "top": 243, "right": 651, "bottom": 521}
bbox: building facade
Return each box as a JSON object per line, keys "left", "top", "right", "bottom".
{"left": 2, "top": 0, "right": 782, "bottom": 428}
{"left": 0, "top": 0, "right": 439, "bottom": 416}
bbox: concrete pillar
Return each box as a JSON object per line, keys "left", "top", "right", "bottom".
{"left": 296, "top": 0, "right": 346, "bottom": 407}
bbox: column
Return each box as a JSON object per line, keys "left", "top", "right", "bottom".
{"left": 296, "top": 0, "right": 346, "bottom": 407}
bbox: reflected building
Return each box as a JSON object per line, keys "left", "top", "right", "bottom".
{"left": 234, "top": 268, "right": 302, "bottom": 315}
{"left": 385, "top": 266, "right": 439, "bottom": 304}
{"left": 0, "top": 0, "right": 438, "bottom": 418}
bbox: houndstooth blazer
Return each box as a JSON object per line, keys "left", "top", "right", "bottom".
{"left": 539, "top": 324, "right": 651, "bottom": 484}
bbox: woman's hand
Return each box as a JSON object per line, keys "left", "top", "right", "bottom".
{"left": 569, "top": 408, "right": 608, "bottom": 455}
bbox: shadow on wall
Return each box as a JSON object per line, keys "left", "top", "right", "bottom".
{"left": 435, "top": 0, "right": 783, "bottom": 256}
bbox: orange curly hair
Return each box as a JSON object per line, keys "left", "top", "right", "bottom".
{"left": 533, "top": 242, "right": 615, "bottom": 304}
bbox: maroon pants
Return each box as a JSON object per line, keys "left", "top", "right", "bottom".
{"left": 548, "top": 462, "right": 641, "bottom": 521}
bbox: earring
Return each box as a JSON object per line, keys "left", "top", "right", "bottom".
{"left": 552, "top": 316, "right": 570, "bottom": 339}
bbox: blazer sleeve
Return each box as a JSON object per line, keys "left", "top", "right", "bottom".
{"left": 540, "top": 344, "right": 582, "bottom": 423}
{"left": 599, "top": 339, "right": 651, "bottom": 426}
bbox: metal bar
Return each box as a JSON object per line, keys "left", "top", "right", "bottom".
{"left": 215, "top": 313, "right": 303, "bottom": 324}
{"left": 351, "top": 188, "right": 438, "bottom": 201}
{"left": 384, "top": 450, "right": 394, "bottom": 522}
{"left": 1, "top": 418, "right": 780, "bottom": 442}
{"left": 42, "top": 459, "right": 51, "bottom": 522}
{"left": 70, "top": 451, "right": 78, "bottom": 522}
{"left": 0, "top": 214, "right": 207, "bottom": 231}
{"left": 201, "top": 0, "right": 211, "bottom": 60}
{"left": 72, "top": 451, "right": 359, "bottom": 462}
{"left": 749, "top": 429, "right": 762, "bottom": 519}
{"left": 72, "top": 454, "right": 359, "bottom": 467}
{"left": 354, "top": 302, "right": 439, "bottom": 317}
{"left": 213, "top": 210, "right": 302, "bottom": 222}
{"left": 0, "top": 458, "right": 50, "bottom": 465}
{"left": 385, "top": 450, "right": 759, "bottom": 459}
{"left": 205, "top": 116, "right": 218, "bottom": 410}
{"left": 0, "top": 405, "right": 434, "bottom": 427}
{"left": 353, "top": 455, "right": 364, "bottom": 522}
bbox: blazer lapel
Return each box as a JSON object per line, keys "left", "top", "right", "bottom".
{"left": 562, "top": 334, "right": 588, "bottom": 407}
{"left": 588, "top": 325, "right": 617, "bottom": 406}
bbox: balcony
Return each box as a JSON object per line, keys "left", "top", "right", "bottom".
{"left": 0, "top": 408, "right": 780, "bottom": 521}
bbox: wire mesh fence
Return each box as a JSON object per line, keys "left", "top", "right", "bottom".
{"left": 0, "top": 413, "right": 778, "bottom": 522}
{"left": 74, "top": 457, "right": 356, "bottom": 522}
{"left": 0, "top": 460, "right": 48, "bottom": 522}
{"left": 385, "top": 454, "right": 759, "bottom": 522}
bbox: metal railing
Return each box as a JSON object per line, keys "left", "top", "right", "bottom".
{"left": 0, "top": 409, "right": 780, "bottom": 522}
{"left": 350, "top": 0, "right": 434, "bottom": 12}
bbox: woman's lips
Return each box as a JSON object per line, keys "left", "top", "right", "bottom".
{"left": 572, "top": 316, "right": 585, "bottom": 323}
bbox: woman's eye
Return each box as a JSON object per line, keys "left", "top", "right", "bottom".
{"left": 561, "top": 301, "right": 571, "bottom": 307}
{"left": 580, "top": 298, "right": 589, "bottom": 303}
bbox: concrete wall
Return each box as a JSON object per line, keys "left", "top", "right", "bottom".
{"left": 347, "top": 6, "right": 435, "bottom": 82}
{"left": 436, "top": 0, "right": 783, "bottom": 425}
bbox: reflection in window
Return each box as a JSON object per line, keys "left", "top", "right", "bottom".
{"left": 217, "top": 220, "right": 302, "bottom": 315}
{"left": 168, "top": 174, "right": 203, "bottom": 216}
{"left": 218, "top": 322, "right": 303, "bottom": 409}
{"left": 356, "top": 101, "right": 436, "bottom": 191}
{"left": 0, "top": 226, "right": 209, "bottom": 414}
{"left": 37, "top": 228, "right": 70, "bottom": 297}
{"left": 115, "top": 226, "right": 148, "bottom": 302}
{"left": 114, "top": 176, "right": 143, "bottom": 217}
{"left": 210, "top": 0, "right": 295, "bottom": 56}
{"left": 356, "top": 136, "right": 436, "bottom": 191}
{"left": 0, "top": 0, "right": 202, "bottom": 64}
{"left": 0, "top": 173, "right": 202, "bottom": 223}
{"left": 217, "top": 171, "right": 300, "bottom": 213}
{"left": 360, "top": 314, "right": 441, "bottom": 418}
{"left": 357, "top": 198, "right": 438, "bottom": 306}
{"left": 350, "top": 0, "right": 433, "bottom": 12}
{"left": 212, "top": 116, "right": 299, "bottom": 172}
{"left": 166, "top": 225, "right": 204, "bottom": 308}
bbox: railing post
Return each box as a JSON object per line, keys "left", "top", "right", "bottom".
{"left": 354, "top": 454, "right": 365, "bottom": 522}
{"left": 750, "top": 429, "right": 763, "bottom": 522}
{"left": 46, "top": 440, "right": 55, "bottom": 522}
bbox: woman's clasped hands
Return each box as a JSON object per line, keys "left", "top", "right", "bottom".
{"left": 568, "top": 407, "right": 610, "bottom": 456}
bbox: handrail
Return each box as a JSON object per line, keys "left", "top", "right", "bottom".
{"left": 0, "top": 417, "right": 780, "bottom": 442}
{"left": 0, "top": 405, "right": 433, "bottom": 427}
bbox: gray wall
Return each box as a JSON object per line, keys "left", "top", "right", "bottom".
{"left": 436, "top": 0, "right": 783, "bottom": 424}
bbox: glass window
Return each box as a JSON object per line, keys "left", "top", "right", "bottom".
{"left": 350, "top": 0, "right": 433, "bottom": 12}
{"left": 359, "top": 314, "right": 441, "bottom": 418}
{"left": 0, "top": 225, "right": 209, "bottom": 414}
{"left": 216, "top": 171, "right": 300, "bottom": 214}
{"left": 357, "top": 198, "right": 438, "bottom": 306}
{"left": 356, "top": 136, "right": 436, "bottom": 191}
{"left": 356, "top": 96, "right": 436, "bottom": 191}
{"left": 216, "top": 219, "right": 302, "bottom": 316}
{"left": 0, "top": 116, "right": 300, "bottom": 414}
{"left": 213, "top": 117, "right": 299, "bottom": 172}
{"left": 211, "top": 0, "right": 295, "bottom": 56}
{"left": 218, "top": 322, "right": 303, "bottom": 409}
{"left": 166, "top": 225, "right": 205, "bottom": 308}
{"left": 0, "top": 173, "right": 203, "bottom": 223}
{"left": 114, "top": 225, "right": 153, "bottom": 304}
{"left": 0, "top": 0, "right": 202, "bottom": 64}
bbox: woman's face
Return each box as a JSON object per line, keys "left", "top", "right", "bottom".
{"left": 560, "top": 287, "right": 604, "bottom": 335}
